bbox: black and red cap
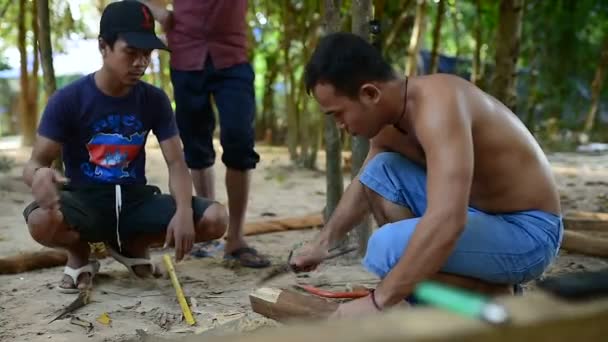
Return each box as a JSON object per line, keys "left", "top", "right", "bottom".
{"left": 100, "top": 1, "right": 169, "bottom": 51}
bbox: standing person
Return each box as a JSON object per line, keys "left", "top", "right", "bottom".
{"left": 142, "top": 0, "right": 269, "bottom": 268}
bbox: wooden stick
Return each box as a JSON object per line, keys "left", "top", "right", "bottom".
{"left": 561, "top": 230, "right": 608, "bottom": 257}
{"left": 163, "top": 254, "right": 196, "bottom": 326}
{"left": 563, "top": 211, "right": 608, "bottom": 232}
{"left": 0, "top": 213, "right": 323, "bottom": 275}
{"left": 249, "top": 287, "right": 338, "bottom": 323}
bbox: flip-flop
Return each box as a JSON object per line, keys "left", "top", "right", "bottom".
{"left": 108, "top": 247, "right": 158, "bottom": 277}
{"left": 224, "top": 247, "right": 271, "bottom": 268}
{"left": 57, "top": 260, "right": 100, "bottom": 294}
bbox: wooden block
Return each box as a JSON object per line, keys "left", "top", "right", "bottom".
{"left": 249, "top": 287, "right": 338, "bottom": 323}
{"left": 563, "top": 211, "right": 608, "bottom": 232}
{"left": 562, "top": 230, "right": 608, "bottom": 257}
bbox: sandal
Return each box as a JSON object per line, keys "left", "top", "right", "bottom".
{"left": 224, "top": 247, "right": 271, "bottom": 268}
{"left": 108, "top": 247, "right": 158, "bottom": 277}
{"left": 57, "top": 260, "right": 100, "bottom": 294}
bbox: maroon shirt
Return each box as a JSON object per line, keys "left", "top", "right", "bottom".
{"left": 167, "top": 0, "right": 249, "bottom": 71}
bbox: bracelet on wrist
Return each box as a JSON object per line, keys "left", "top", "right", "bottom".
{"left": 370, "top": 289, "right": 383, "bottom": 311}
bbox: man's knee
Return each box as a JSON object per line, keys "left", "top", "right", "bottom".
{"left": 27, "top": 208, "right": 63, "bottom": 245}
{"left": 363, "top": 225, "right": 401, "bottom": 278}
{"left": 196, "top": 203, "right": 228, "bottom": 240}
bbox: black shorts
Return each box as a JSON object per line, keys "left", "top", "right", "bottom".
{"left": 23, "top": 183, "right": 215, "bottom": 243}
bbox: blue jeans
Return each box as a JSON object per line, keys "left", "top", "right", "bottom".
{"left": 360, "top": 152, "right": 563, "bottom": 284}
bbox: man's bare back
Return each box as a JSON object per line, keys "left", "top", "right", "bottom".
{"left": 372, "top": 74, "right": 560, "bottom": 215}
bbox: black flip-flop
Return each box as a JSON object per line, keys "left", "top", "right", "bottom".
{"left": 224, "top": 247, "right": 271, "bottom": 268}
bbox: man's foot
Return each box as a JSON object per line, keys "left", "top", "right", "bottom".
{"left": 224, "top": 240, "right": 270, "bottom": 268}
{"left": 108, "top": 246, "right": 161, "bottom": 278}
{"left": 58, "top": 251, "right": 99, "bottom": 293}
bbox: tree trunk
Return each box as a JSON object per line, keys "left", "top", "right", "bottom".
{"left": 490, "top": 0, "right": 523, "bottom": 112}
{"left": 583, "top": 35, "right": 608, "bottom": 133}
{"left": 38, "top": 0, "right": 63, "bottom": 172}
{"left": 28, "top": 0, "right": 40, "bottom": 135}
{"left": 258, "top": 53, "right": 278, "bottom": 142}
{"left": 429, "top": 0, "right": 445, "bottom": 74}
{"left": 406, "top": 0, "right": 427, "bottom": 77}
{"left": 18, "top": 0, "right": 34, "bottom": 147}
{"left": 282, "top": 2, "right": 299, "bottom": 161}
{"left": 349, "top": 0, "right": 373, "bottom": 255}
{"left": 323, "top": 0, "right": 344, "bottom": 221}
{"left": 471, "top": 0, "right": 483, "bottom": 85}
{"left": 383, "top": 0, "right": 413, "bottom": 52}
{"left": 157, "top": 52, "right": 172, "bottom": 101}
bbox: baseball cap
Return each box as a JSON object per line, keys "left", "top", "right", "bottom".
{"left": 99, "top": 1, "right": 169, "bottom": 51}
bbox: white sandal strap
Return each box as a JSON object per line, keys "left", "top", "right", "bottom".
{"left": 62, "top": 260, "right": 100, "bottom": 286}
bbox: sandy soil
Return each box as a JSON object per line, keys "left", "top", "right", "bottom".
{"left": 0, "top": 138, "right": 607, "bottom": 342}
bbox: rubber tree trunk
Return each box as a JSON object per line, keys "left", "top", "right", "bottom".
{"left": 471, "top": 0, "right": 483, "bottom": 86}
{"left": 490, "top": 0, "right": 524, "bottom": 112}
{"left": 429, "top": 0, "right": 445, "bottom": 74}
{"left": 583, "top": 35, "right": 608, "bottom": 133}
{"left": 406, "top": 0, "right": 427, "bottom": 77}
{"left": 18, "top": 0, "right": 35, "bottom": 147}
{"left": 322, "top": 0, "right": 344, "bottom": 221}
{"left": 348, "top": 0, "right": 373, "bottom": 256}
{"left": 37, "top": 0, "right": 64, "bottom": 173}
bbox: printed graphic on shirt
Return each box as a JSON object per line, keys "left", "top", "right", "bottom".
{"left": 80, "top": 114, "right": 147, "bottom": 183}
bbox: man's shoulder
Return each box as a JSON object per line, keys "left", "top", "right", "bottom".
{"left": 48, "top": 74, "right": 92, "bottom": 104}
{"left": 137, "top": 80, "right": 171, "bottom": 102}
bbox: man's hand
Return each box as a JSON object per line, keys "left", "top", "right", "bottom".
{"left": 31, "top": 167, "right": 68, "bottom": 210}
{"left": 290, "top": 241, "right": 331, "bottom": 272}
{"left": 164, "top": 208, "right": 195, "bottom": 261}
{"left": 329, "top": 295, "right": 381, "bottom": 319}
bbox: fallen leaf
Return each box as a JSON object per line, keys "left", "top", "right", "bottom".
{"left": 96, "top": 312, "right": 111, "bottom": 326}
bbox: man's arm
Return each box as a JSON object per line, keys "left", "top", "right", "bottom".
{"left": 159, "top": 135, "right": 193, "bottom": 211}
{"left": 23, "top": 135, "right": 63, "bottom": 187}
{"left": 375, "top": 103, "right": 474, "bottom": 307}
{"left": 315, "top": 141, "right": 387, "bottom": 249}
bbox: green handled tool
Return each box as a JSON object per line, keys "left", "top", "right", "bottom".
{"left": 413, "top": 281, "right": 510, "bottom": 324}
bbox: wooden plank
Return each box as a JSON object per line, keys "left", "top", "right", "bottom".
{"left": 561, "top": 230, "right": 608, "bottom": 257}
{"left": 249, "top": 287, "right": 338, "bottom": 323}
{"left": 142, "top": 293, "right": 608, "bottom": 342}
{"left": 563, "top": 211, "right": 608, "bottom": 232}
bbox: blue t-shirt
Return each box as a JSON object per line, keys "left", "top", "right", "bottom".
{"left": 38, "top": 73, "right": 178, "bottom": 186}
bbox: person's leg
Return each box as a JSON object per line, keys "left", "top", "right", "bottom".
{"left": 119, "top": 188, "right": 228, "bottom": 276}
{"left": 212, "top": 62, "right": 265, "bottom": 267}
{"left": 170, "top": 67, "right": 217, "bottom": 198}
{"left": 358, "top": 152, "right": 558, "bottom": 295}
{"left": 23, "top": 191, "right": 106, "bottom": 291}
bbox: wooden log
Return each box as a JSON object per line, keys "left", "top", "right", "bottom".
{"left": 561, "top": 230, "right": 608, "bottom": 258}
{"left": 249, "top": 287, "right": 338, "bottom": 323}
{"left": 0, "top": 249, "right": 67, "bottom": 275}
{"left": 563, "top": 211, "right": 608, "bottom": 232}
{"left": 0, "top": 213, "right": 323, "bottom": 275}
{"left": 141, "top": 293, "right": 608, "bottom": 342}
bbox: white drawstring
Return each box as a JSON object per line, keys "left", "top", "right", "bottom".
{"left": 115, "top": 184, "right": 122, "bottom": 252}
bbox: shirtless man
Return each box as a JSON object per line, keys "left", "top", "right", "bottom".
{"left": 292, "top": 32, "right": 563, "bottom": 318}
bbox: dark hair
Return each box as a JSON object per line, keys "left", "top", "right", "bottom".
{"left": 99, "top": 32, "right": 119, "bottom": 49}
{"left": 305, "top": 32, "right": 396, "bottom": 98}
